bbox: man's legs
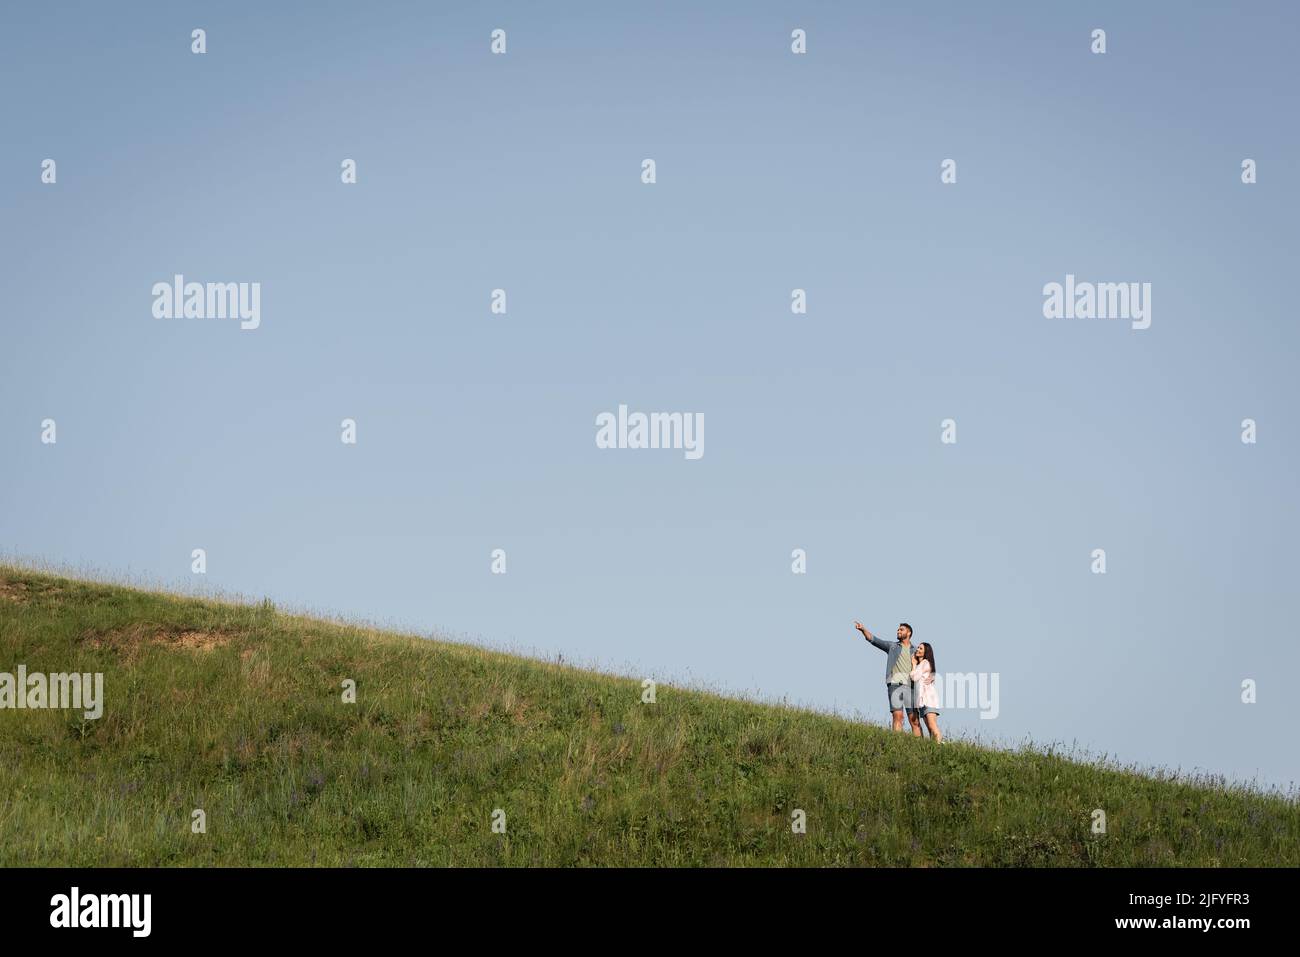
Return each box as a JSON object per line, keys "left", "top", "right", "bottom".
{"left": 887, "top": 684, "right": 909, "bottom": 731}
{"left": 907, "top": 709, "right": 923, "bottom": 736}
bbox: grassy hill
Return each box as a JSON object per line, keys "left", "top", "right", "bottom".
{"left": 1, "top": 565, "right": 1296, "bottom": 867}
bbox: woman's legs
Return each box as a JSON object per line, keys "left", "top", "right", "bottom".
{"left": 924, "top": 712, "right": 942, "bottom": 743}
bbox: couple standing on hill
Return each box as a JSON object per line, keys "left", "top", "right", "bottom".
{"left": 852, "top": 621, "right": 942, "bottom": 743}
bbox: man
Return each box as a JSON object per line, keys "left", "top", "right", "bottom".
{"left": 853, "top": 621, "right": 923, "bottom": 735}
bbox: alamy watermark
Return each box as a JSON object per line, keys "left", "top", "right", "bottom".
{"left": 152, "top": 274, "right": 261, "bottom": 330}
{"left": 50, "top": 887, "right": 150, "bottom": 937}
{"left": 595, "top": 404, "right": 704, "bottom": 460}
{"left": 1043, "top": 274, "right": 1150, "bottom": 330}
{"left": 930, "top": 671, "right": 1000, "bottom": 719}
{"left": 1, "top": 666, "right": 104, "bottom": 719}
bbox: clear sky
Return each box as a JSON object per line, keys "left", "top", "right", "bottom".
{"left": 3, "top": 1, "right": 1297, "bottom": 790}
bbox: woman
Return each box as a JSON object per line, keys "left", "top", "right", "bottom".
{"left": 910, "top": 642, "right": 942, "bottom": 743}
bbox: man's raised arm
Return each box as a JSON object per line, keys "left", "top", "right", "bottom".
{"left": 854, "top": 620, "right": 891, "bottom": 651}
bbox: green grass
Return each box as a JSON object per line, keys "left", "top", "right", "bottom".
{"left": 1, "top": 565, "right": 1295, "bottom": 867}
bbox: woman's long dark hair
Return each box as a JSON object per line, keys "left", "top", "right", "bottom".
{"left": 919, "top": 642, "right": 936, "bottom": 674}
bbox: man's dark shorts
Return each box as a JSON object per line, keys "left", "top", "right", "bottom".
{"left": 887, "top": 682, "right": 914, "bottom": 713}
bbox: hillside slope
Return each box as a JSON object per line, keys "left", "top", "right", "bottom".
{"left": 1, "top": 566, "right": 1296, "bottom": 866}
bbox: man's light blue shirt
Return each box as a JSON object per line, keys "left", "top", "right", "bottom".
{"left": 865, "top": 631, "right": 914, "bottom": 685}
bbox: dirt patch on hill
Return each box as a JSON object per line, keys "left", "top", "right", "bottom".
{"left": 85, "top": 625, "right": 237, "bottom": 658}
{"left": 1, "top": 577, "right": 74, "bottom": 606}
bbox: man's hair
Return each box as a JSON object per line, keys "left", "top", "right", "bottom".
{"left": 899, "top": 623, "right": 913, "bottom": 637}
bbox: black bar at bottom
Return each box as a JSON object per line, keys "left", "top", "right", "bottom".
{"left": 0, "top": 867, "right": 1279, "bottom": 942}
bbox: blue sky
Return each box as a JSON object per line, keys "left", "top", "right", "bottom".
{"left": 2, "top": 1, "right": 1297, "bottom": 790}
